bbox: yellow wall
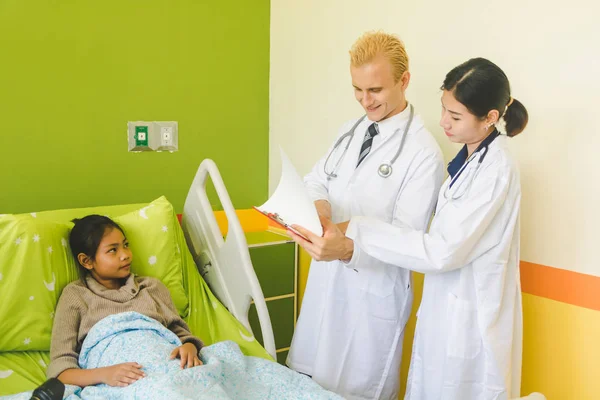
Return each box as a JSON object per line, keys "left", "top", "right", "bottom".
{"left": 297, "top": 248, "right": 312, "bottom": 311}
{"left": 520, "top": 294, "right": 600, "bottom": 399}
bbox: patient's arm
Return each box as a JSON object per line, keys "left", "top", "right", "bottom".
{"left": 152, "top": 279, "right": 204, "bottom": 351}
{"left": 58, "top": 368, "right": 103, "bottom": 387}
{"left": 47, "top": 287, "right": 85, "bottom": 380}
{"left": 58, "top": 363, "right": 145, "bottom": 387}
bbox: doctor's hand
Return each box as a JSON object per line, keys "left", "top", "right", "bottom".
{"left": 337, "top": 221, "right": 350, "bottom": 235}
{"left": 288, "top": 216, "right": 354, "bottom": 262}
{"left": 314, "top": 200, "right": 332, "bottom": 220}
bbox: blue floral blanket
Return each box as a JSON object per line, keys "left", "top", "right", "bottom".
{"left": 2, "top": 312, "right": 342, "bottom": 400}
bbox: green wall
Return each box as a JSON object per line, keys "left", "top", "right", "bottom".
{"left": 0, "top": 1, "right": 270, "bottom": 214}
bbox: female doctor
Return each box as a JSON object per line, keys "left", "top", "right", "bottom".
{"left": 290, "top": 57, "right": 529, "bottom": 400}
{"left": 287, "top": 32, "right": 444, "bottom": 400}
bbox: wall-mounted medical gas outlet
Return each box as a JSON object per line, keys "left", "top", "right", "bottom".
{"left": 127, "top": 121, "right": 178, "bottom": 152}
{"left": 127, "top": 122, "right": 153, "bottom": 152}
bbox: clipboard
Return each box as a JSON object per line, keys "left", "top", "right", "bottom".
{"left": 252, "top": 206, "right": 312, "bottom": 242}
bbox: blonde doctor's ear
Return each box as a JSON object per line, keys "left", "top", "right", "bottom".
{"left": 399, "top": 71, "right": 411, "bottom": 91}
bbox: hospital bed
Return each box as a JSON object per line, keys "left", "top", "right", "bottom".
{"left": 0, "top": 159, "right": 282, "bottom": 396}
{"left": 182, "top": 159, "right": 276, "bottom": 359}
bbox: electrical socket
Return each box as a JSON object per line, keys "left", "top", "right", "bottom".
{"left": 154, "top": 121, "right": 178, "bottom": 151}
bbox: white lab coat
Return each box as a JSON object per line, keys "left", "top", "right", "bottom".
{"left": 345, "top": 135, "right": 523, "bottom": 400}
{"left": 287, "top": 105, "right": 444, "bottom": 400}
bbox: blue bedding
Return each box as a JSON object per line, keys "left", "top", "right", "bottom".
{"left": 1, "top": 312, "right": 342, "bottom": 400}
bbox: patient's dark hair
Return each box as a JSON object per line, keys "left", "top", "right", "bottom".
{"left": 441, "top": 57, "right": 528, "bottom": 137}
{"left": 69, "top": 215, "right": 125, "bottom": 277}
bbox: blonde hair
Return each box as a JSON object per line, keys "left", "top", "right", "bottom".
{"left": 349, "top": 31, "right": 409, "bottom": 82}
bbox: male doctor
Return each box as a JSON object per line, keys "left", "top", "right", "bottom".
{"left": 286, "top": 31, "right": 444, "bottom": 400}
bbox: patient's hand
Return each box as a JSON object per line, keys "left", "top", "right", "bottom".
{"left": 102, "top": 362, "right": 146, "bottom": 387}
{"left": 170, "top": 342, "right": 203, "bottom": 369}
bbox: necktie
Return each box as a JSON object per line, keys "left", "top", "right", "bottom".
{"left": 356, "top": 123, "right": 379, "bottom": 167}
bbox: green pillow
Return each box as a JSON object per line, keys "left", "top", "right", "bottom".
{"left": 0, "top": 196, "right": 188, "bottom": 352}
{"left": 111, "top": 197, "right": 188, "bottom": 316}
{"left": 0, "top": 215, "right": 78, "bottom": 351}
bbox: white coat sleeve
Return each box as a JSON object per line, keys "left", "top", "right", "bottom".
{"left": 346, "top": 160, "right": 512, "bottom": 273}
{"left": 343, "top": 147, "right": 445, "bottom": 269}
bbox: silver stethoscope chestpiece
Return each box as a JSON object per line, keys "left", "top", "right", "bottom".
{"left": 378, "top": 163, "right": 392, "bottom": 178}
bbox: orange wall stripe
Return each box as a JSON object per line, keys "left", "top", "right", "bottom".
{"left": 213, "top": 209, "right": 268, "bottom": 234}
{"left": 520, "top": 261, "right": 600, "bottom": 311}
{"left": 176, "top": 209, "right": 268, "bottom": 235}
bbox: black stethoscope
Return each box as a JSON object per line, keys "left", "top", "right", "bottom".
{"left": 323, "top": 104, "right": 415, "bottom": 180}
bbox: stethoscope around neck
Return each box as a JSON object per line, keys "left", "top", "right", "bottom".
{"left": 324, "top": 104, "right": 415, "bottom": 180}
{"left": 442, "top": 130, "right": 499, "bottom": 201}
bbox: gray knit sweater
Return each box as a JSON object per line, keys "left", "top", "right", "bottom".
{"left": 47, "top": 274, "right": 203, "bottom": 378}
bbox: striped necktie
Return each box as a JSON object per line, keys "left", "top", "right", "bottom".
{"left": 356, "top": 122, "right": 379, "bottom": 167}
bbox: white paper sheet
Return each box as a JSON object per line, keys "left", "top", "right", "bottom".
{"left": 255, "top": 148, "right": 323, "bottom": 237}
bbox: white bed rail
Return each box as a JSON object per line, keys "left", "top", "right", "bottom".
{"left": 181, "top": 159, "right": 277, "bottom": 360}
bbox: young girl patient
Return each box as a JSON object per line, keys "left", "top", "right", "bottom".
{"left": 47, "top": 215, "right": 203, "bottom": 388}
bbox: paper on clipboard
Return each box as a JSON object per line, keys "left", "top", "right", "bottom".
{"left": 254, "top": 148, "right": 323, "bottom": 238}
